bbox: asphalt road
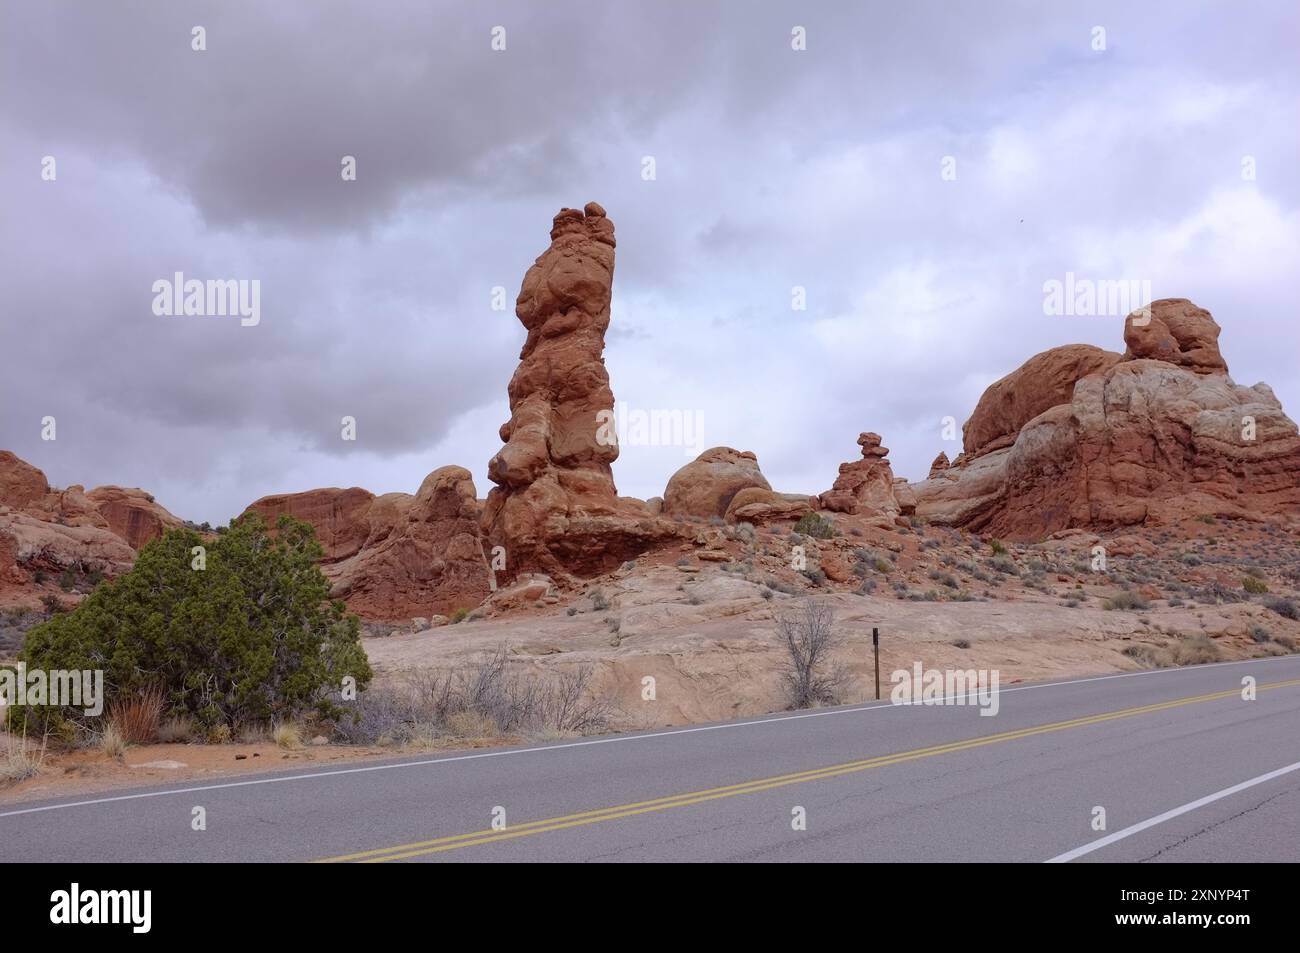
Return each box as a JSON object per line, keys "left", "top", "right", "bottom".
{"left": 3, "top": 655, "right": 1299, "bottom": 863}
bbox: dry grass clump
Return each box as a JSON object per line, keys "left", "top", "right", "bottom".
{"left": 272, "top": 721, "right": 302, "bottom": 749}
{"left": 100, "top": 722, "right": 126, "bottom": 759}
{"left": 107, "top": 685, "right": 164, "bottom": 744}
{"left": 335, "top": 645, "right": 611, "bottom": 746}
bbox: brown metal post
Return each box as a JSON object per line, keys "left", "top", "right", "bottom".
{"left": 873, "top": 627, "right": 880, "bottom": 700}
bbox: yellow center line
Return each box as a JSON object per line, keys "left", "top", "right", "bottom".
{"left": 315, "top": 676, "right": 1300, "bottom": 863}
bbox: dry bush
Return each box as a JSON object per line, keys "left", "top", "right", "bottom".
{"left": 272, "top": 721, "right": 302, "bottom": 749}
{"left": 108, "top": 685, "right": 164, "bottom": 744}
{"left": 1, "top": 724, "right": 45, "bottom": 784}
{"left": 334, "top": 646, "right": 612, "bottom": 745}
{"left": 777, "top": 600, "right": 846, "bottom": 709}
{"left": 157, "top": 715, "right": 195, "bottom": 744}
{"left": 101, "top": 723, "right": 126, "bottom": 758}
{"left": 1171, "top": 633, "right": 1221, "bottom": 666}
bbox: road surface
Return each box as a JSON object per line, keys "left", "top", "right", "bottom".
{"left": 3, "top": 654, "right": 1299, "bottom": 862}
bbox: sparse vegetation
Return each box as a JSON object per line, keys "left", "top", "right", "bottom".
{"left": 776, "top": 600, "right": 844, "bottom": 710}
{"left": 1243, "top": 575, "right": 1269, "bottom": 594}
{"left": 1105, "top": 591, "right": 1151, "bottom": 611}
{"left": 335, "top": 646, "right": 611, "bottom": 744}
{"left": 17, "top": 514, "right": 372, "bottom": 738}
{"left": 793, "top": 513, "right": 836, "bottom": 540}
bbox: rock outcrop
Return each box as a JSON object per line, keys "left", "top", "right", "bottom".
{"left": 480, "top": 202, "right": 675, "bottom": 582}
{"left": 1122, "top": 298, "right": 1227, "bottom": 375}
{"left": 664, "top": 448, "right": 771, "bottom": 520}
{"left": 247, "top": 467, "right": 492, "bottom": 620}
{"left": 928, "top": 452, "right": 950, "bottom": 479}
{"left": 914, "top": 300, "right": 1300, "bottom": 538}
{"left": 962, "top": 344, "right": 1121, "bottom": 460}
{"left": 0, "top": 451, "right": 182, "bottom": 602}
{"left": 820, "top": 432, "right": 905, "bottom": 522}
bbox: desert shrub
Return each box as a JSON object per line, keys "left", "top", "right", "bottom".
{"left": 1105, "top": 591, "right": 1151, "bottom": 611}
{"left": 58, "top": 571, "right": 76, "bottom": 592}
{"left": 989, "top": 539, "right": 1007, "bottom": 555}
{"left": 776, "top": 601, "right": 844, "bottom": 710}
{"left": 335, "top": 647, "right": 611, "bottom": 743}
{"left": 952, "top": 639, "right": 971, "bottom": 649}
{"left": 990, "top": 555, "right": 1017, "bottom": 575}
{"left": 272, "top": 721, "right": 302, "bottom": 749}
{"left": 793, "top": 513, "right": 836, "bottom": 540}
{"left": 108, "top": 685, "right": 164, "bottom": 744}
{"left": 1, "top": 729, "right": 44, "bottom": 783}
{"left": 100, "top": 723, "right": 126, "bottom": 758}
{"left": 1250, "top": 626, "right": 1272, "bottom": 644}
{"left": 17, "top": 514, "right": 371, "bottom": 737}
{"left": 589, "top": 588, "right": 610, "bottom": 611}
{"left": 1243, "top": 576, "right": 1269, "bottom": 594}
{"left": 1122, "top": 644, "right": 1171, "bottom": 668}
{"left": 801, "top": 567, "right": 827, "bottom": 586}
{"left": 156, "top": 715, "right": 194, "bottom": 744}
{"left": 1171, "top": 633, "right": 1221, "bottom": 666}
{"left": 449, "top": 607, "right": 470, "bottom": 623}
{"left": 1265, "top": 597, "right": 1299, "bottom": 620}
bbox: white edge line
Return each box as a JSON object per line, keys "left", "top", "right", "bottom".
{"left": 1, "top": 653, "right": 1295, "bottom": 820}
{"left": 1045, "top": 759, "right": 1300, "bottom": 862}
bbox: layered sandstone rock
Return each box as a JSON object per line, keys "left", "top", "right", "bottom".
{"left": 84, "top": 486, "right": 182, "bottom": 550}
{"left": 480, "top": 202, "right": 676, "bottom": 581}
{"left": 723, "top": 486, "right": 817, "bottom": 525}
{"left": 914, "top": 300, "right": 1300, "bottom": 538}
{"left": 962, "top": 344, "right": 1121, "bottom": 460}
{"left": 820, "top": 432, "right": 904, "bottom": 521}
{"left": 246, "top": 468, "right": 492, "bottom": 620}
{"left": 928, "top": 452, "right": 950, "bottom": 479}
{"left": 0, "top": 451, "right": 183, "bottom": 601}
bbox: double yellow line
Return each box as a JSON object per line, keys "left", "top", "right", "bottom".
{"left": 317, "top": 676, "right": 1300, "bottom": 863}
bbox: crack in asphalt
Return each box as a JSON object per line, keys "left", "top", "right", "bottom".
{"left": 1136, "top": 787, "right": 1295, "bottom": 862}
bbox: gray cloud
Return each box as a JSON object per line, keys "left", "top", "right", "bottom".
{"left": 2, "top": 0, "right": 1298, "bottom": 525}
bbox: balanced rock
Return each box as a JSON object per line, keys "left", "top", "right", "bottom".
{"left": 820, "top": 432, "right": 903, "bottom": 520}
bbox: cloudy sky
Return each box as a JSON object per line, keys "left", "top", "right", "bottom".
{"left": 2, "top": 0, "right": 1298, "bottom": 524}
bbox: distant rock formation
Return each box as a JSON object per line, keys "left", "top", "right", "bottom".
{"left": 914, "top": 299, "right": 1300, "bottom": 538}
{"left": 820, "top": 432, "right": 906, "bottom": 523}
{"left": 247, "top": 467, "right": 491, "bottom": 620}
{"left": 928, "top": 452, "right": 950, "bottom": 479}
{"left": 0, "top": 451, "right": 182, "bottom": 602}
{"left": 480, "top": 202, "right": 675, "bottom": 582}
{"left": 663, "top": 447, "right": 814, "bottom": 524}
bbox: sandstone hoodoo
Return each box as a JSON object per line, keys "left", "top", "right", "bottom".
{"left": 820, "top": 432, "right": 908, "bottom": 523}
{"left": 480, "top": 202, "right": 674, "bottom": 583}
{"left": 662, "top": 447, "right": 815, "bottom": 525}
{"left": 914, "top": 299, "right": 1300, "bottom": 539}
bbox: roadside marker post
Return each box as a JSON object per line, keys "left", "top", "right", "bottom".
{"left": 873, "top": 627, "right": 880, "bottom": 700}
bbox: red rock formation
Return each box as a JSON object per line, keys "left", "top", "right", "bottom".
{"left": 246, "top": 469, "right": 492, "bottom": 620}
{"left": 820, "top": 432, "right": 904, "bottom": 521}
{"left": 481, "top": 202, "right": 675, "bottom": 582}
{"left": 84, "top": 486, "right": 182, "bottom": 549}
{"left": 0, "top": 451, "right": 184, "bottom": 604}
{"left": 914, "top": 300, "right": 1300, "bottom": 538}
{"left": 1122, "top": 298, "right": 1227, "bottom": 375}
{"left": 962, "top": 344, "right": 1120, "bottom": 460}
{"left": 928, "top": 452, "right": 950, "bottom": 479}
{"left": 665, "top": 448, "right": 771, "bottom": 519}
{"left": 247, "top": 486, "right": 376, "bottom": 562}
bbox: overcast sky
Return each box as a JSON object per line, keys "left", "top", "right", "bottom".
{"left": 2, "top": 1, "right": 1298, "bottom": 524}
